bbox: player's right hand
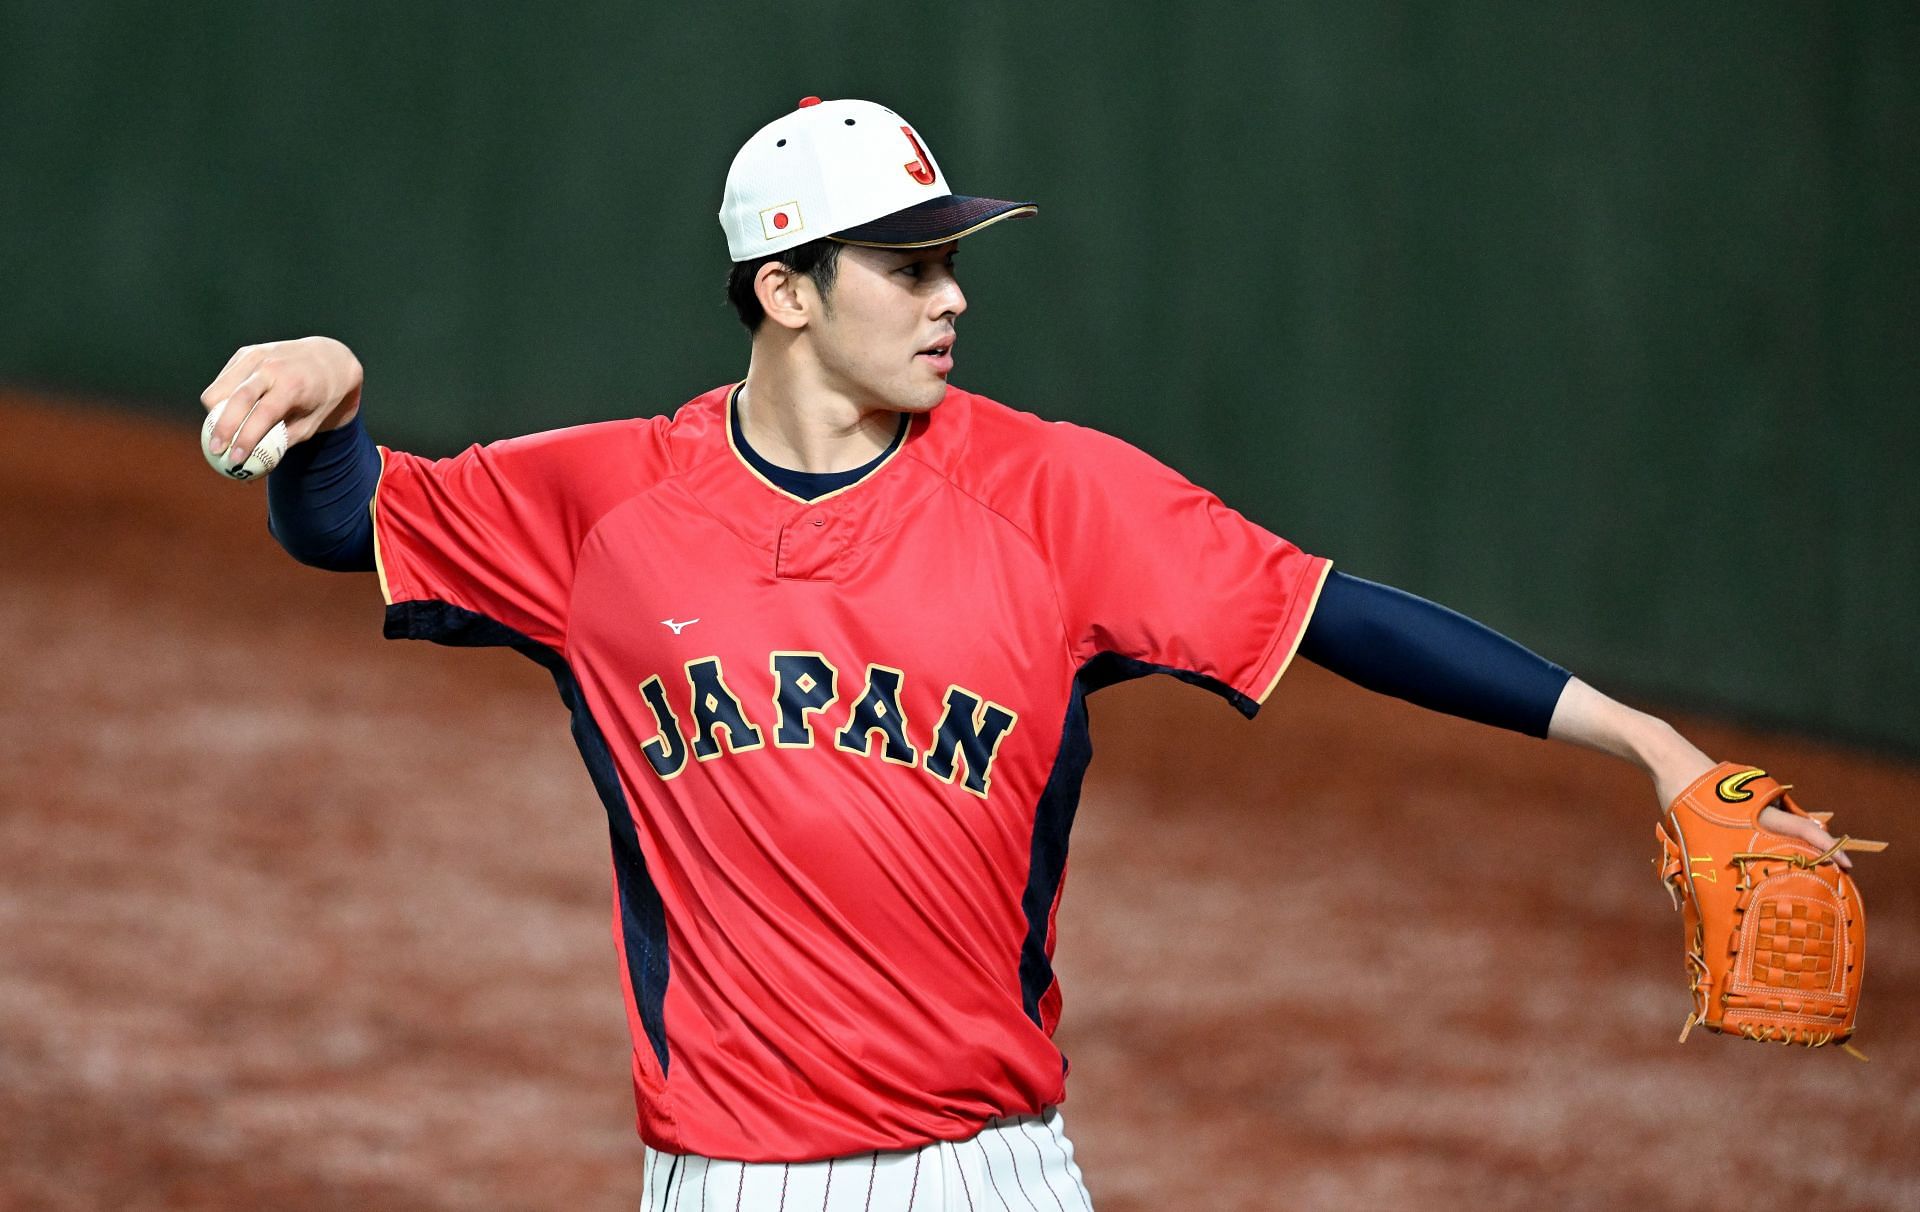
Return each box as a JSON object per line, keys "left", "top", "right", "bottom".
{"left": 200, "top": 336, "right": 365, "bottom": 466}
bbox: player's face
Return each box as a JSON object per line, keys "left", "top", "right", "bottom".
{"left": 809, "top": 242, "right": 966, "bottom": 414}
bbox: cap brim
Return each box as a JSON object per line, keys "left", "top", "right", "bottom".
{"left": 830, "top": 195, "right": 1038, "bottom": 249}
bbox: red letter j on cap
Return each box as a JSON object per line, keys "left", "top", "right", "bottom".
{"left": 901, "top": 127, "right": 936, "bottom": 185}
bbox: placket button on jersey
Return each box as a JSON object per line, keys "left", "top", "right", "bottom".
{"left": 775, "top": 511, "right": 840, "bottom": 580}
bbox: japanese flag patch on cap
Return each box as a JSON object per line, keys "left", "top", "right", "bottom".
{"left": 759, "top": 202, "right": 803, "bottom": 240}
{"left": 719, "top": 97, "right": 1036, "bottom": 261}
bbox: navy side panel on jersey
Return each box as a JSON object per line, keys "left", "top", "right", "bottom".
{"left": 1019, "top": 653, "right": 1261, "bottom": 1027}
{"left": 383, "top": 599, "right": 673, "bottom": 1076}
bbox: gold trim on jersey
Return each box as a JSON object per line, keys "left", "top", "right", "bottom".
{"left": 833, "top": 662, "right": 919, "bottom": 769}
{"left": 828, "top": 205, "right": 1039, "bottom": 250}
{"left": 769, "top": 650, "right": 840, "bottom": 749}
{"left": 685, "top": 656, "right": 767, "bottom": 761}
{"left": 636, "top": 673, "right": 690, "bottom": 780}
{"left": 371, "top": 446, "right": 394, "bottom": 605}
{"left": 1256, "top": 559, "right": 1333, "bottom": 705}
{"left": 724, "top": 383, "right": 913, "bottom": 506}
{"left": 924, "top": 683, "right": 1020, "bottom": 800}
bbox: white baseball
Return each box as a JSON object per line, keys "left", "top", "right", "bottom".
{"left": 201, "top": 399, "right": 290, "bottom": 482}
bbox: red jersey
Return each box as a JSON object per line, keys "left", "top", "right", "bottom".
{"left": 371, "top": 383, "right": 1330, "bottom": 1161}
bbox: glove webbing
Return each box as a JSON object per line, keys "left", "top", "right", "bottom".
{"left": 1673, "top": 837, "right": 1884, "bottom": 1060}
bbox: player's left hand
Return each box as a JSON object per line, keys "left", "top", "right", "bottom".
{"left": 1649, "top": 747, "right": 1853, "bottom": 871}
{"left": 1756, "top": 802, "right": 1854, "bottom": 871}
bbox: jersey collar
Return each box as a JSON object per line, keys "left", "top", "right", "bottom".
{"left": 725, "top": 384, "right": 912, "bottom": 505}
{"left": 667, "top": 383, "right": 962, "bottom": 574}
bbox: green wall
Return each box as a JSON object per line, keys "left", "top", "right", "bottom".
{"left": 4, "top": 3, "right": 1914, "bottom": 750}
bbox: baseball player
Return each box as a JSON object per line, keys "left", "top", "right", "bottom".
{"left": 200, "top": 97, "right": 1852, "bottom": 1210}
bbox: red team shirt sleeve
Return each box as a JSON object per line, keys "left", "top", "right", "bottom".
{"left": 371, "top": 427, "right": 645, "bottom": 650}
{"left": 1035, "top": 423, "right": 1332, "bottom": 711}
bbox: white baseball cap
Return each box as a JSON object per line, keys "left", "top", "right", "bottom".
{"left": 719, "top": 96, "right": 1037, "bottom": 262}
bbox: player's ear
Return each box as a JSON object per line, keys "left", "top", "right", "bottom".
{"left": 755, "top": 262, "right": 813, "bottom": 332}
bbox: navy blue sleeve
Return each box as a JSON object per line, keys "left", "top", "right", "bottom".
{"left": 265, "top": 414, "right": 379, "bottom": 572}
{"left": 1296, "top": 571, "right": 1573, "bottom": 738}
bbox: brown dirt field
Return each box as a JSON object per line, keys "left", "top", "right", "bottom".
{"left": 1, "top": 393, "right": 1914, "bottom": 1212}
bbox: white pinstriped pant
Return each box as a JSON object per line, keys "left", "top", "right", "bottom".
{"left": 639, "top": 1108, "right": 1096, "bottom": 1212}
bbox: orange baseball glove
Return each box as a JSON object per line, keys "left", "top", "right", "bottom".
{"left": 1654, "top": 763, "right": 1887, "bottom": 1055}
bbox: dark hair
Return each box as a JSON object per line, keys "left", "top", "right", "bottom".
{"left": 726, "top": 239, "right": 844, "bottom": 332}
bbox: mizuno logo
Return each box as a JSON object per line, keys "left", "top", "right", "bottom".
{"left": 661, "top": 618, "right": 700, "bottom": 635}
